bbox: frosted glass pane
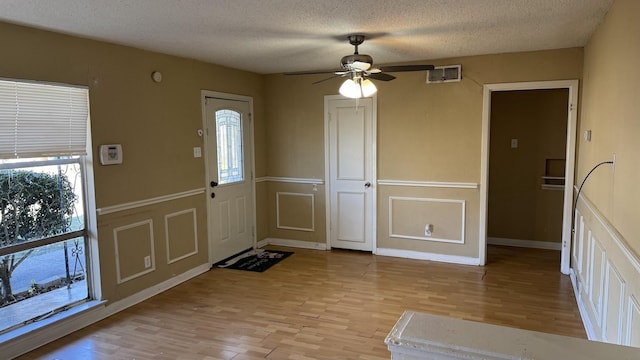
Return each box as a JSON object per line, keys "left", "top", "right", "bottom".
{"left": 215, "top": 110, "right": 244, "bottom": 185}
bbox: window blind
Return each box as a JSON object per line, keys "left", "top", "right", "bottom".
{"left": 0, "top": 79, "right": 89, "bottom": 159}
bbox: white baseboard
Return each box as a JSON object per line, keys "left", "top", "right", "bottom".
{"left": 569, "top": 268, "right": 597, "bottom": 340}
{"left": 376, "top": 248, "right": 481, "bottom": 266}
{"left": 488, "top": 237, "right": 562, "bottom": 251}
{"left": 4, "top": 263, "right": 211, "bottom": 359}
{"left": 258, "top": 237, "right": 328, "bottom": 250}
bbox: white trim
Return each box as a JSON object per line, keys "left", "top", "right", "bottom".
{"left": 256, "top": 176, "right": 324, "bottom": 185}
{"left": 570, "top": 268, "right": 598, "bottom": 340}
{"left": 258, "top": 237, "right": 328, "bottom": 250}
{"left": 96, "top": 188, "right": 205, "bottom": 215}
{"left": 378, "top": 179, "right": 479, "bottom": 189}
{"left": 481, "top": 80, "right": 579, "bottom": 274}
{"left": 275, "top": 192, "right": 315, "bottom": 232}
{"left": 3, "top": 263, "right": 210, "bottom": 359}
{"left": 113, "top": 220, "right": 155, "bottom": 284}
{"left": 164, "top": 208, "right": 199, "bottom": 264}
{"left": 389, "top": 196, "right": 465, "bottom": 244}
{"left": 487, "top": 237, "right": 562, "bottom": 250}
{"left": 376, "top": 248, "right": 481, "bottom": 266}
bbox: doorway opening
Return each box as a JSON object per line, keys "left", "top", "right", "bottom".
{"left": 480, "top": 81, "right": 579, "bottom": 274}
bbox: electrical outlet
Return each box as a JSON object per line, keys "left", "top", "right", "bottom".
{"left": 193, "top": 147, "right": 202, "bottom": 158}
{"left": 425, "top": 224, "right": 433, "bottom": 237}
{"left": 612, "top": 153, "right": 616, "bottom": 172}
{"left": 144, "top": 256, "right": 151, "bottom": 269}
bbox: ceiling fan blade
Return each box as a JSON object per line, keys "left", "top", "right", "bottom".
{"left": 284, "top": 69, "right": 343, "bottom": 76}
{"left": 378, "top": 65, "right": 435, "bottom": 72}
{"left": 368, "top": 73, "right": 396, "bottom": 81}
{"left": 312, "top": 74, "right": 347, "bottom": 84}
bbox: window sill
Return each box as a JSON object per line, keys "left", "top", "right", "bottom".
{"left": 0, "top": 299, "right": 106, "bottom": 357}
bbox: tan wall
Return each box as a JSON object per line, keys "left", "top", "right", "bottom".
{"left": 264, "top": 48, "right": 583, "bottom": 259}
{"left": 0, "top": 21, "right": 265, "bottom": 303}
{"left": 579, "top": 0, "right": 640, "bottom": 255}
{"left": 488, "top": 89, "right": 569, "bottom": 243}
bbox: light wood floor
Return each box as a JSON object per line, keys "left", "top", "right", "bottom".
{"left": 21, "top": 245, "right": 585, "bottom": 359}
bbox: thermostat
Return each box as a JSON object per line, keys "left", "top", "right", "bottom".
{"left": 99, "top": 144, "right": 123, "bottom": 165}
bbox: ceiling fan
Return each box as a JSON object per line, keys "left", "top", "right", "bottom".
{"left": 284, "top": 35, "right": 435, "bottom": 98}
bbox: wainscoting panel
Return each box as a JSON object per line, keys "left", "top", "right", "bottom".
{"left": 389, "top": 196, "right": 465, "bottom": 244}
{"left": 572, "top": 196, "right": 640, "bottom": 348}
{"left": 164, "top": 208, "right": 198, "bottom": 264}
{"left": 588, "top": 235, "right": 606, "bottom": 326}
{"left": 603, "top": 261, "right": 625, "bottom": 344}
{"left": 113, "top": 220, "right": 155, "bottom": 284}
{"left": 276, "top": 192, "right": 315, "bottom": 232}
{"left": 626, "top": 296, "right": 640, "bottom": 346}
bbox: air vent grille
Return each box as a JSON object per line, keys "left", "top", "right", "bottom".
{"left": 426, "top": 65, "right": 462, "bottom": 84}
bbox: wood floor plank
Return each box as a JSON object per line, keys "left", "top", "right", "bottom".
{"left": 19, "top": 245, "right": 585, "bottom": 359}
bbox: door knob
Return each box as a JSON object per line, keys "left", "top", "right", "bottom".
{"left": 210, "top": 192, "right": 216, "bottom": 199}
{"left": 210, "top": 181, "right": 218, "bottom": 187}
{"left": 364, "top": 182, "right": 371, "bottom": 188}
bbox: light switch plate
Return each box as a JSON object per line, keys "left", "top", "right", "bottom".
{"left": 193, "top": 147, "right": 202, "bottom": 158}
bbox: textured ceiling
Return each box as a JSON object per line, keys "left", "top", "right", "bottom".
{"left": 0, "top": 0, "right": 613, "bottom": 74}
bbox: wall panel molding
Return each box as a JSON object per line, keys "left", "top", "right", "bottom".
{"left": 113, "top": 219, "right": 155, "bottom": 284}
{"left": 97, "top": 188, "right": 205, "bottom": 215}
{"left": 164, "top": 208, "right": 198, "bottom": 264}
{"left": 389, "top": 196, "right": 465, "bottom": 244}
{"left": 276, "top": 192, "right": 315, "bottom": 232}
{"left": 602, "top": 260, "right": 626, "bottom": 344}
{"left": 625, "top": 296, "right": 640, "bottom": 346}
{"left": 378, "top": 179, "right": 479, "bottom": 189}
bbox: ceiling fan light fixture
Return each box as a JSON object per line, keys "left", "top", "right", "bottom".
{"left": 361, "top": 79, "right": 377, "bottom": 97}
{"left": 339, "top": 77, "right": 378, "bottom": 99}
{"left": 339, "top": 78, "right": 361, "bottom": 98}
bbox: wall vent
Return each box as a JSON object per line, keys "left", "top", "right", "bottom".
{"left": 426, "top": 65, "right": 462, "bottom": 84}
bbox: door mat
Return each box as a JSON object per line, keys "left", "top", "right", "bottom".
{"left": 216, "top": 249, "right": 293, "bottom": 272}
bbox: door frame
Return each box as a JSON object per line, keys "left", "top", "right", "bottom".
{"left": 200, "top": 90, "right": 257, "bottom": 264}
{"left": 479, "top": 80, "right": 579, "bottom": 274}
{"left": 323, "top": 95, "right": 378, "bottom": 253}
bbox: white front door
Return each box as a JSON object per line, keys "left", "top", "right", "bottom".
{"left": 326, "top": 96, "right": 376, "bottom": 251}
{"left": 204, "top": 95, "right": 255, "bottom": 263}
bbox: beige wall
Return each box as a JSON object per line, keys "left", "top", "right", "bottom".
{"left": 264, "top": 48, "right": 583, "bottom": 259}
{"left": 0, "top": 21, "right": 265, "bottom": 303}
{"left": 488, "top": 89, "right": 568, "bottom": 243}
{"left": 579, "top": 0, "right": 640, "bottom": 256}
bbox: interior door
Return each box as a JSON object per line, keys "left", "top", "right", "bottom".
{"left": 205, "top": 97, "right": 254, "bottom": 263}
{"left": 327, "top": 97, "right": 375, "bottom": 251}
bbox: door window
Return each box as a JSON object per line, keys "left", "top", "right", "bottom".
{"left": 215, "top": 110, "right": 244, "bottom": 185}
